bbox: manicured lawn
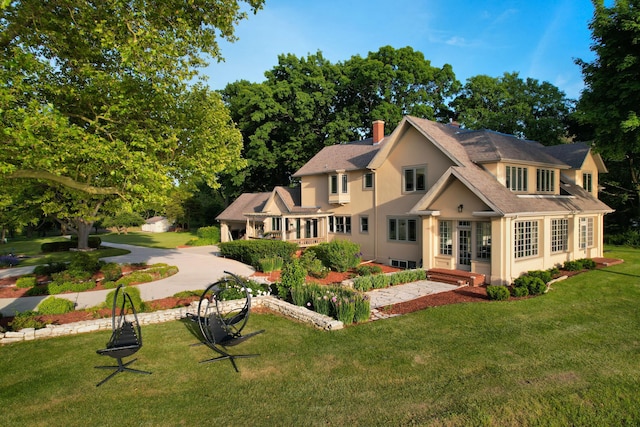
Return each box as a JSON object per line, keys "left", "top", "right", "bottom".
{"left": 99, "top": 230, "right": 199, "bottom": 249}
{"left": 2, "top": 246, "right": 640, "bottom": 426}
{"left": 1, "top": 236, "right": 129, "bottom": 266}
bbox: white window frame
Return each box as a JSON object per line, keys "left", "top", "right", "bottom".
{"left": 579, "top": 217, "right": 594, "bottom": 249}
{"left": 551, "top": 218, "right": 568, "bottom": 253}
{"left": 329, "top": 216, "right": 351, "bottom": 234}
{"left": 514, "top": 220, "right": 539, "bottom": 258}
{"left": 536, "top": 168, "right": 555, "bottom": 192}
{"left": 475, "top": 222, "right": 491, "bottom": 260}
{"left": 506, "top": 166, "right": 528, "bottom": 192}
{"left": 583, "top": 172, "right": 593, "bottom": 193}
{"left": 439, "top": 220, "right": 452, "bottom": 255}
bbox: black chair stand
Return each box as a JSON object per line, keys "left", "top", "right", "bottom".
{"left": 95, "top": 284, "right": 151, "bottom": 387}
{"left": 193, "top": 271, "right": 264, "bottom": 372}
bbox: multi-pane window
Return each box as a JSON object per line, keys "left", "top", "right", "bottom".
{"left": 271, "top": 217, "right": 282, "bottom": 231}
{"left": 403, "top": 166, "right": 426, "bottom": 192}
{"left": 360, "top": 216, "right": 369, "bottom": 233}
{"left": 551, "top": 219, "right": 568, "bottom": 253}
{"left": 579, "top": 217, "right": 594, "bottom": 249}
{"left": 388, "top": 218, "right": 417, "bottom": 242}
{"left": 476, "top": 222, "right": 491, "bottom": 260}
{"left": 506, "top": 166, "right": 528, "bottom": 192}
{"left": 364, "top": 172, "right": 373, "bottom": 189}
{"left": 583, "top": 173, "right": 593, "bottom": 192}
{"left": 329, "top": 216, "right": 351, "bottom": 234}
{"left": 514, "top": 220, "right": 539, "bottom": 258}
{"left": 439, "top": 220, "right": 452, "bottom": 255}
{"left": 330, "top": 175, "right": 338, "bottom": 194}
{"left": 341, "top": 174, "right": 348, "bottom": 194}
{"left": 391, "top": 259, "right": 418, "bottom": 269}
{"left": 536, "top": 168, "right": 555, "bottom": 192}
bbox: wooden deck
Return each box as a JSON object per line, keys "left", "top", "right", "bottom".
{"left": 426, "top": 268, "right": 486, "bottom": 287}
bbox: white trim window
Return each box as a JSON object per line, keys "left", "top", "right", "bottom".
{"left": 551, "top": 219, "right": 568, "bottom": 253}
{"left": 403, "top": 166, "right": 426, "bottom": 192}
{"left": 439, "top": 220, "right": 452, "bottom": 255}
{"left": 583, "top": 172, "right": 593, "bottom": 193}
{"left": 359, "top": 216, "right": 369, "bottom": 233}
{"left": 330, "top": 175, "right": 338, "bottom": 195}
{"left": 475, "top": 222, "right": 491, "bottom": 260}
{"left": 388, "top": 218, "right": 417, "bottom": 242}
{"left": 579, "top": 217, "right": 594, "bottom": 249}
{"left": 506, "top": 166, "right": 528, "bottom": 192}
{"left": 329, "top": 216, "right": 351, "bottom": 234}
{"left": 536, "top": 168, "right": 555, "bottom": 192}
{"left": 514, "top": 220, "right": 539, "bottom": 258}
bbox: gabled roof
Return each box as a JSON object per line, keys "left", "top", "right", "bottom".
{"left": 543, "top": 142, "right": 608, "bottom": 173}
{"left": 368, "top": 116, "right": 471, "bottom": 169}
{"left": 215, "top": 186, "right": 318, "bottom": 222}
{"left": 457, "top": 129, "right": 569, "bottom": 168}
{"left": 412, "top": 164, "right": 613, "bottom": 216}
{"left": 292, "top": 138, "right": 385, "bottom": 177}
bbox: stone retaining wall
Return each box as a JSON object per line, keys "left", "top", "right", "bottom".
{"left": 0, "top": 296, "right": 343, "bottom": 345}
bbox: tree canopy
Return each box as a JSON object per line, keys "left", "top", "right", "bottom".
{"left": 575, "top": 0, "right": 640, "bottom": 220}
{"left": 0, "top": 0, "right": 263, "bottom": 247}
{"left": 452, "top": 72, "right": 572, "bottom": 144}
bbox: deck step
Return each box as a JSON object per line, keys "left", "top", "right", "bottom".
{"left": 426, "top": 268, "right": 485, "bottom": 287}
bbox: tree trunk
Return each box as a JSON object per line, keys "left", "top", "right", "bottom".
{"left": 76, "top": 220, "right": 94, "bottom": 250}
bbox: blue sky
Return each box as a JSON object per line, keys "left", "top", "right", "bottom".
{"left": 203, "top": 0, "right": 597, "bottom": 100}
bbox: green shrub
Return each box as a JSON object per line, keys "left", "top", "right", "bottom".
{"left": 309, "top": 284, "right": 334, "bottom": 316}
{"left": 100, "top": 262, "right": 122, "bottom": 281}
{"left": 25, "top": 286, "right": 48, "bottom": 296}
{"left": 604, "top": 229, "right": 640, "bottom": 247}
{"left": 372, "top": 273, "right": 390, "bottom": 289}
{"left": 258, "top": 256, "right": 284, "bottom": 273}
{"left": 309, "top": 240, "right": 361, "bottom": 272}
{"left": 352, "top": 275, "right": 374, "bottom": 292}
{"left": 300, "top": 250, "right": 328, "bottom": 278}
{"left": 486, "top": 285, "right": 510, "bottom": 301}
{"left": 37, "top": 297, "right": 75, "bottom": 315}
{"left": 116, "top": 271, "right": 154, "bottom": 286}
{"left": 15, "top": 275, "right": 37, "bottom": 289}
{"left": 33, "top": 261, "right": 68, "bottom": 276}
{"left": 70, "top": 235, "right": 102, "bottom": 248}
{"left": 41, "top": 241, "right": 74, "bottom": 253}
{"left": 527, "top": 270, "right": 552, "bottom": 284}
{"left": 281, "top": 258, "right": 306, "bottom": 289}
{"left": 173, "top": 290, "right": 203, "bottom": 298}
{"left": 101, "top": 280, "right": 118, "bottom": 289}
{"left": 290, "top": 283, "right": 313, "bottom": 307}
{"left": 197, "top": 226, "right": 220, "bottom": 242}
{"left": 48, "top": 279, "right": 96, "bottom": 295}
{"left": 145, "top": 264, "right": 179, "bottom": 278}
{"left": 9, "top": 311, "right": 46, "bottom": 331}
{"left": 218, "top": 240, "right": 298, "bottom": 269}
{"left": 356, "top": 264, "right": 383, "bottom": 276}
{"left": 69, "top": 251, "right": 102, "bottom": 274}
{"left": 105, "top": 285, "right": 144, "bottom": 312}
{"left": 528, "top": 277, "right": 547, "bottom": 295}
{"left": 578, "top": 258, "right": 597, "bottom": 270}
{"left": 562, "top": 260, "right": 582, "bottom": 271}
{"left": 510, "top": 285, "right": 529, "bottom": 297}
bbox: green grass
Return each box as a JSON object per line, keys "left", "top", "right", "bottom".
{"left": 99, "top": 230, "right": 199, "bottom": 249}
{"left": 1, "top": 236, "right": 129, "bottom": 266}
{"left": 2, "top": 246, "right": 640, "bottom": 426}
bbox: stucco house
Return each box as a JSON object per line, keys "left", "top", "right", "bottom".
{"left": 217, "top": 116, "right": 613, "bottom": 285}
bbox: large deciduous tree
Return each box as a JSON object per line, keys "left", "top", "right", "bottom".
{"left": 452, "top": 72, "right": 571, "bottom": 144}
{"left": 0, "top": 0, "right": 263, "bottom": 248}
{"left": 575, "top": 0, "right": 640, "bottom": 221}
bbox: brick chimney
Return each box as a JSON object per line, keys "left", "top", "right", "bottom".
{"left": 372, "top": 120, "right": 385, "bottom": 144}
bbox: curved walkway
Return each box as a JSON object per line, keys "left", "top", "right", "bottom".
{"left": 0, "top": 243, "right": 460, "bottom": 318}
{"left": 0, "top": 243, "right": 254, "bottom": 317}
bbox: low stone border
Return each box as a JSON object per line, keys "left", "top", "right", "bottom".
{"left": 0, "top": 296, "right": 343, "bottom": 345}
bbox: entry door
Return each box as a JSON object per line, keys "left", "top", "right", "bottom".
{"left": 457, "top": 221, "right": 472, "bottom": 271}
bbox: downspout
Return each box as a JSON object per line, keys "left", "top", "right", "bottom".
{"left": 373, "top": 169, "right": 378, "bottom": 260}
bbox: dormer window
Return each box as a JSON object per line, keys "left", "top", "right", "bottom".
{"left": 583, "top": 172, "right": 593, "bottom": 193}
{"left": 506, "top": 166, "right": 528, "bottom": 192}
{"left": 536, "top": 168, "right": 555, "bottom": 193}
{"left": 328, "top": 172, "right": 350, "bottom": 204}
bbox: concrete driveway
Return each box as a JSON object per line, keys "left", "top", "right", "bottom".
{"left": 0, "top": 242, "right": 255, "bottom": 317}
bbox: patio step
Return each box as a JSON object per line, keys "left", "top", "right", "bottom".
{"left": 426, "top": 268, "right": 485, "bottom": 287}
